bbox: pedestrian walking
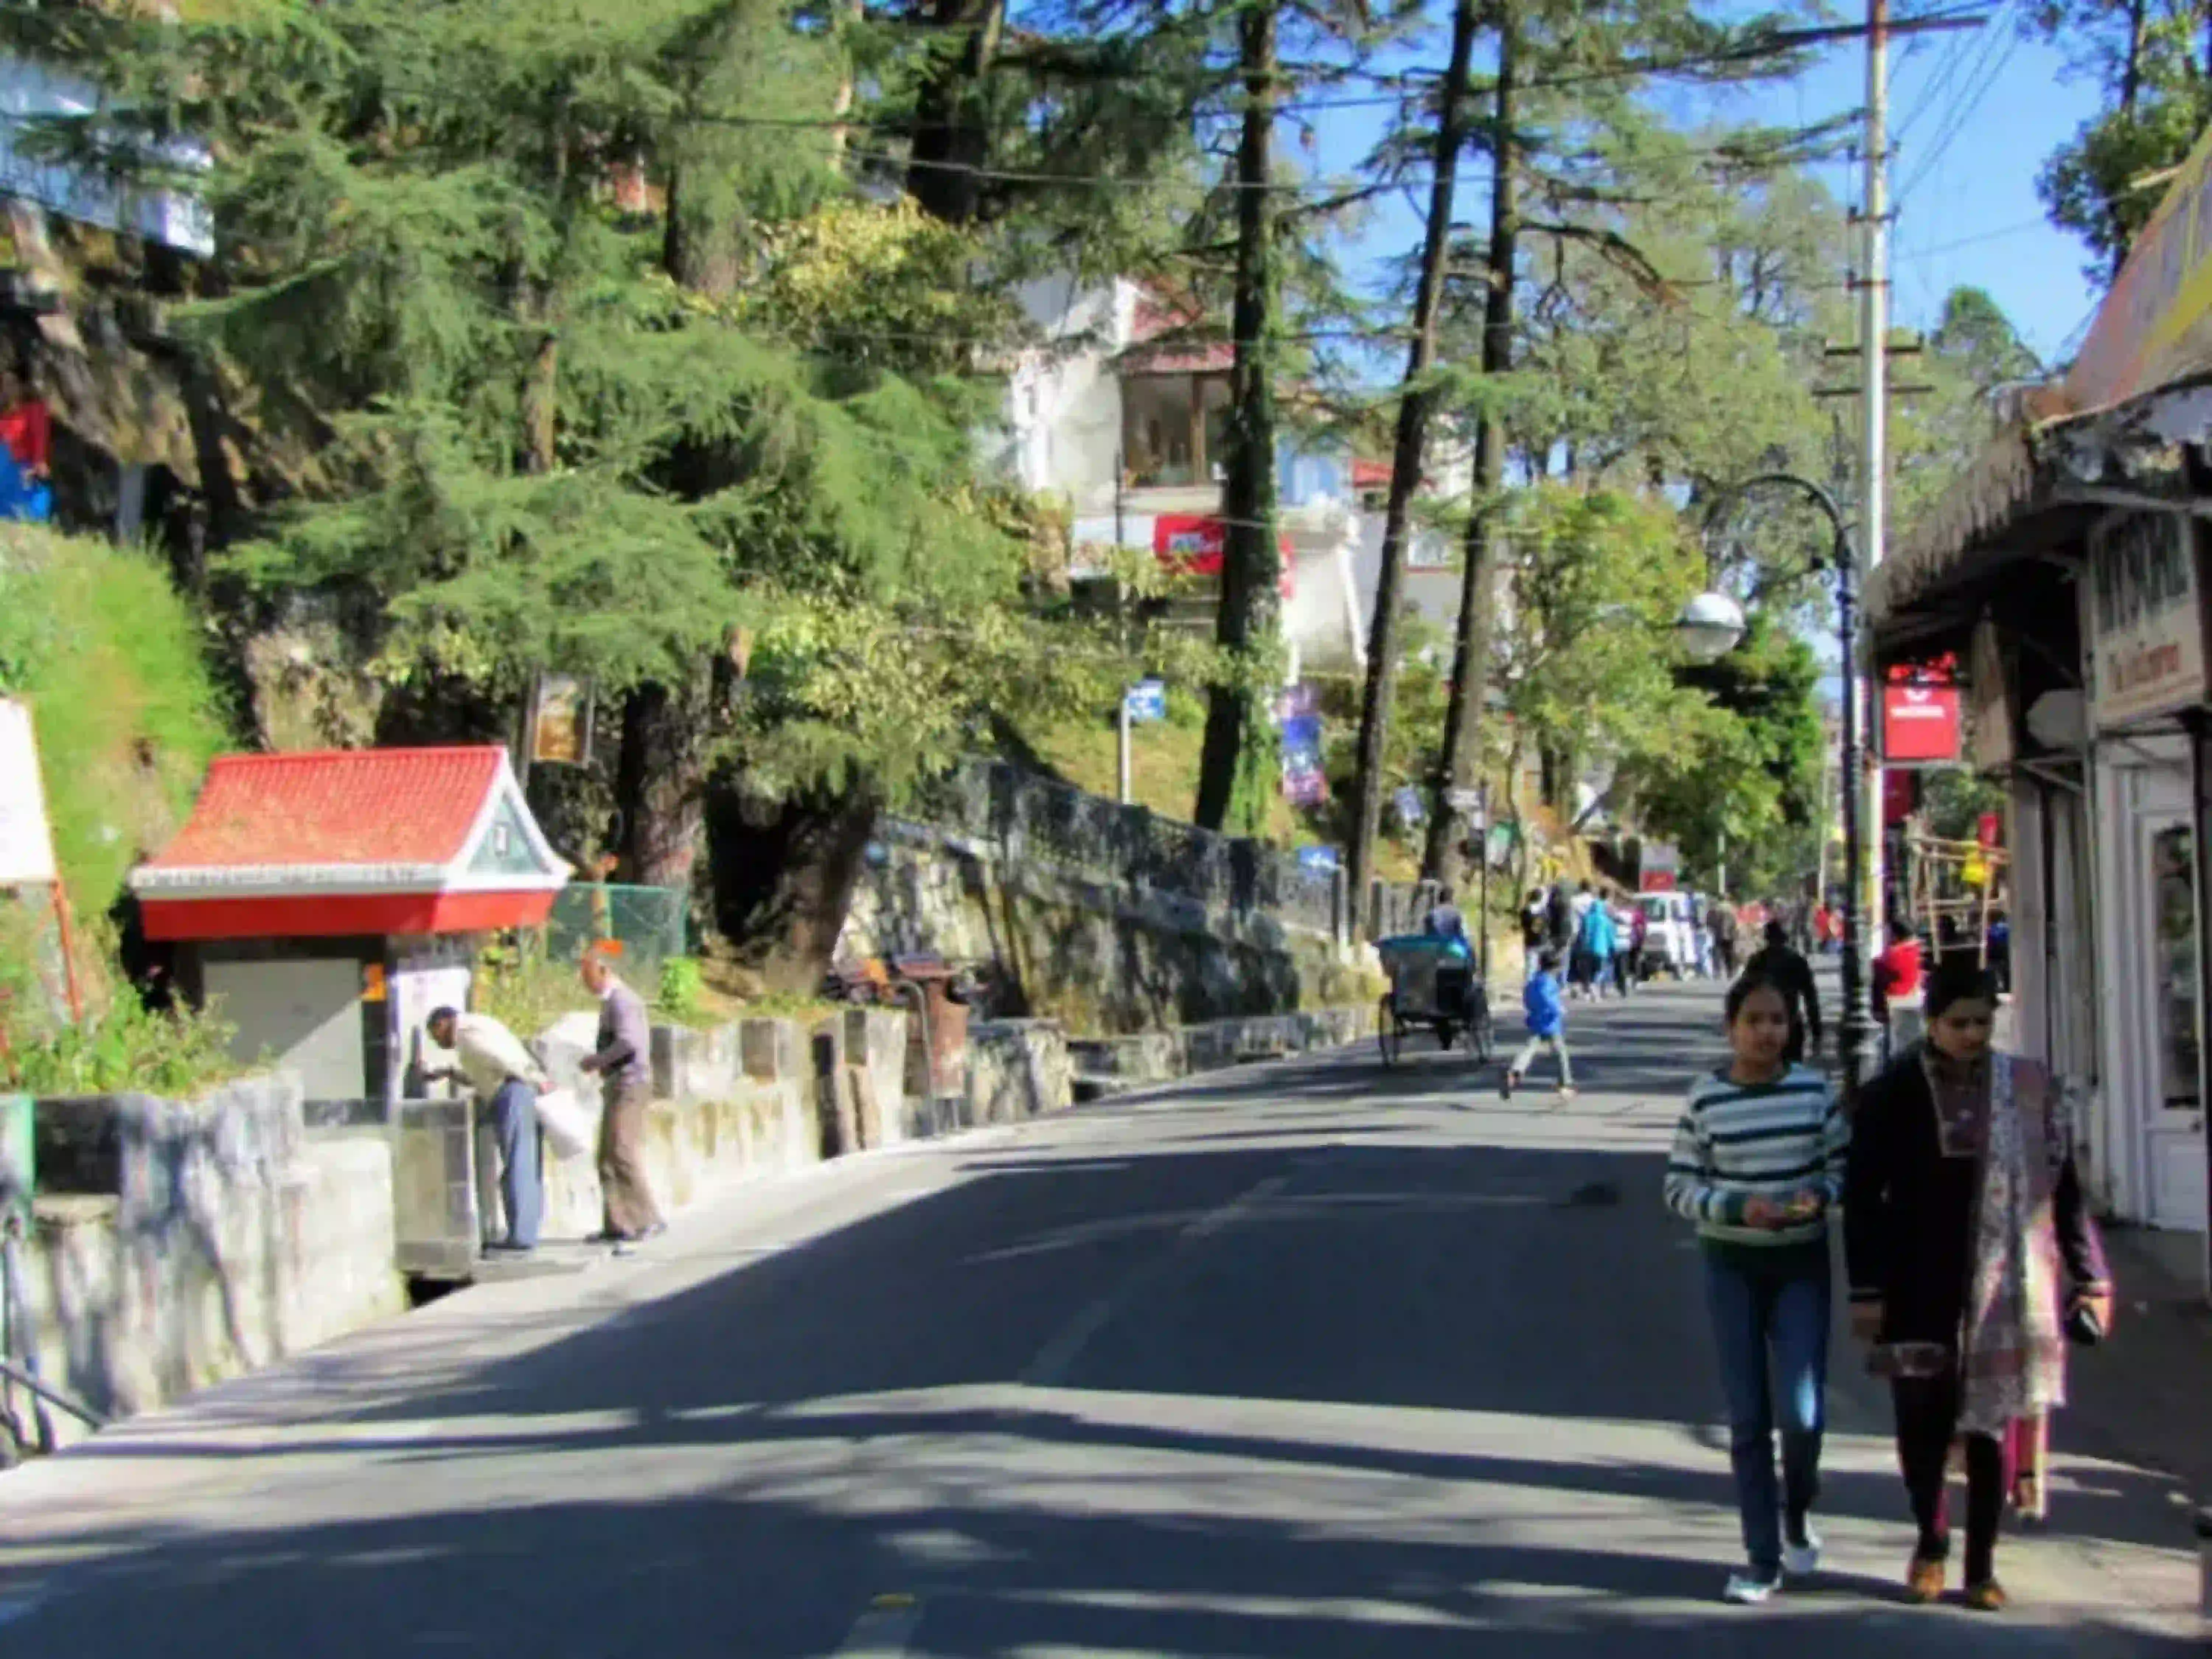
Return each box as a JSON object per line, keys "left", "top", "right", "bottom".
{"left": 1521, "top": 889, "right": 1549, "bottom": 981}
{"left": 1743, "top": 921, "right": 1822, "bottom": 1064}
{"left": 1843, "top": 962, "right": 2113, "bottom": 1612}
{"left": 1708, "top": 900, "right": 1739, "bottom": 980}
{"left": 579, "top": 945, "right": 667, "bottom": 1249}
{"left": 1545, "top": 882, "right": 1572, "bottom": 955}
{"left": 1665, "top": 973, "right": 1848, "bottom": 1606}
{"left": 1574, "top": 892, "right": 1616, "bottom": 1001}
{"left": 1872, "top": 917, "right": 1925, "bottom": 1067}
{"left": 425, "top": 1006, "right": 549, "bottom": 1253}
{"left": 1624, "top": 902, "right": 1649, "bottom": 995}
{"left": 1501, "top": 947, "right": 1572, "bottom": 1102}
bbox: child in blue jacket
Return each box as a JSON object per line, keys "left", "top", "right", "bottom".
{"left": 1504, "top": 947, "right": 1574, "bottom": 1101}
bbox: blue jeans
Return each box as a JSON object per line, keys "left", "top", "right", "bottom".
{"left": 489, "top": 1078, "right": 543, "bottom": 1248}
{"left": 1702, "top": 1245, "right": 1830, "bottom": 1577}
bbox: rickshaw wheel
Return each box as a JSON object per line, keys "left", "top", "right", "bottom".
{"left": 1378, "top": 995, "right": 1403, "bottom": 1067}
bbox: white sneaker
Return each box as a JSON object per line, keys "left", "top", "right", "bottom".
{"left": 1723, "top": 1570, "right": 1780, "bottom": 1605}
{"left": 1783, "top": 1528, "right": 1823, "bottom": 1578}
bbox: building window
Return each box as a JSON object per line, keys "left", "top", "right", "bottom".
{"left": 1122, "top": 373, "right": 1232, "bottom": 487}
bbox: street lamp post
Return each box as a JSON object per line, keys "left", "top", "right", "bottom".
{"left": 1674, "top": 473, "right": 1877, "bottom": 1099}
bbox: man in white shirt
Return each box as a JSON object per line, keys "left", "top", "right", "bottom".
{"left": 427, "top": 1007, "right": 549, "bottom": 1252}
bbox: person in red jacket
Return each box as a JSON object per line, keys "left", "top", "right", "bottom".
{"left": 0, "top": 368, "right": 50, "bottom": 479}
{"left": 1871, "top": 919, "right": 1924, "bottom": 1065}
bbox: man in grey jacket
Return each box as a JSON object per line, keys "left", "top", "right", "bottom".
{"left": 579, "top": 947, "right": 666, "bottom": 1246}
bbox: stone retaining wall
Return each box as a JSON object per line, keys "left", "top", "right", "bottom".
{"left": 17, "top": 1077, "right": 405, "bottom": 1453}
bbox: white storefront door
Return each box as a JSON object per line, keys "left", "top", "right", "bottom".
{"left": 2138, "top": 811, "right": 2207, "bottom": 1230}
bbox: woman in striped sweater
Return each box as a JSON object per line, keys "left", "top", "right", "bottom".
{"left": 1665, "top": 973, "right": 1850, "bottom": 1605}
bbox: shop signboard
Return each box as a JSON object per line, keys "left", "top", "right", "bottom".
{"left": 1639, "top": 840, "right": 1681, "bottom": 894}
{"left": 2085, "top": 510, "right": 2212, "bottom": 730}
{"left": 526, "top": 672, "right": 595, "bottom": 767}
{"left": 1880, "top": 656, "right": 1963, "bottom": 766}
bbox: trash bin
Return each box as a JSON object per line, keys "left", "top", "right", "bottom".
{"left": 891, "top": 954, "right": 971, "bottom": 1103}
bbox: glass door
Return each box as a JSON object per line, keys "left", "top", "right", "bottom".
{"left": 2145, "top": 816, "right": 2206, "bottom": 1229}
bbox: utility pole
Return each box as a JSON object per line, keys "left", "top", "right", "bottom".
{"left": 1845, "top": 0, "right": 1890, "bottom": 1086}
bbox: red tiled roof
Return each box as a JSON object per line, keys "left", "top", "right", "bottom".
{"left": 1123, "top": 287, "right": 1235, "bottom": 376}
{"left": 143, "top": 747, "right": 508, "bottom": 872}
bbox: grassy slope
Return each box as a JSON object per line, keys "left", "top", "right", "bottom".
{"left": 0, "top": 526, "right": 228, "bottom": 919}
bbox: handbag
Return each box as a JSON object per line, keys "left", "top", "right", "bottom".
{"left": 533, "top": 1087, "right": 593, "bottom": 1161}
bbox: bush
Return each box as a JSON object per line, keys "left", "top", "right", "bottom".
{"left": 0, "top": 993, "right": 246, "bottom": 1098}
{"left": 473, "top": 932, "right": 595, "bottom": 1036}
{"left": 655, "top": 956, "right": 705, "bottom": 1023}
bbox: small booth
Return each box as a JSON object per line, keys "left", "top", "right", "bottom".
{"left": 129, "top": 746, "right": 569, "bottom": 1274}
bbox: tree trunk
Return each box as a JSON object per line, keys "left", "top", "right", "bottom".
{"left": 1423, "top": 4, "right": 1517, "bottom": 881}
{"left": 1345, "top": 0, "right": 1481, "bottom": 916}
{"left": 706, "top": 780, "right": 881, "bottom": 993}
{"left": 614, "top": 681, "right": 708, "bottom": 892}
{"left": 907, "top": 0, "right": 1008, "bottom": 226}
{"left": 1193, "top": 0, "right": 1283, "bottom": 835}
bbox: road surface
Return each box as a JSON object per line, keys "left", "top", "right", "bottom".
{"left": 0, "top": 976, "right": 2198, "bottom": 1656}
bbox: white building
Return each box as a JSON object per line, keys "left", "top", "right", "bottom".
{"left": 992, "top": 275, "right": 1470, "bottom": 671}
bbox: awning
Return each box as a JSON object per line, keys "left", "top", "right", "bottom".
{"left": 1868, "top": 376, "right": 2212, "bottom": 659}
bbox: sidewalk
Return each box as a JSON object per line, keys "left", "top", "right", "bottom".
{"left": 2060, "top": 1224, "right": 2212, "bottom": 1527}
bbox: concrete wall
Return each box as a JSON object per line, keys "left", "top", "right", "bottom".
{"left": 19, "top": 1076, "right": 405, "bottom": 1451}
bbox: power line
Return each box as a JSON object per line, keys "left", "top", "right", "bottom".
{"left": 1893, "top": 212, "right": 2051, "bottom": 260}
{"left": 1894, "top": 1, "right": 2021, "bottom": 206}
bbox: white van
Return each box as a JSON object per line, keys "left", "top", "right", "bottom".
{"left": 1637, "top": 891, "right": 1698, "bottom": 979}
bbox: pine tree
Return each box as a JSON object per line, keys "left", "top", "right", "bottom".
{"left": 37, "top": 0, "right": 1065, "bottom": 906}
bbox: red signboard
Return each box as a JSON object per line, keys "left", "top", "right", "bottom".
{"left": 1152, "top": 514, "right": 1296, "bottom": 598}
{"left": 1639, "top": 871, "right": 1677, "bottom": 893}
{"left": 1976, "top": 811, "right": 2001, "bottom": 851}
{"left": 1881, "top": 657, "right": 1962, "bottom": 766}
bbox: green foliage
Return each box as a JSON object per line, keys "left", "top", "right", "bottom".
{"left": 472, "top": 932, "right": 596, "bottom": 1038}
{"left": 2024, "top": 0, "right": 2212, "bottom": 283}
{"left": 655, "top": 955, "right": 706, "bottom": 1022}
{"left": 1493, "top": 483, "right": 1709, "bottom": 796}
{"left": 1921, "top": 769, "right": 2007, "bottom": 845}
{"left": 0, "top": 527, "right": 229, "bottom": 917}
{"left": 79, "top": 0, "right": 1059, "bottom": 803}
{"left": 0, "top": 988, "right": 246, "bottom": 1098}
{"left": 1624, "top": 613, "right": 1825, "bottom": 893}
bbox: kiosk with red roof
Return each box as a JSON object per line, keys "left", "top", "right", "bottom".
{"left": 129, "top": 747, "right": 568, "bottom": 1115}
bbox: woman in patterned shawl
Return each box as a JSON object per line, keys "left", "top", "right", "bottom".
{"left": 1842, "top": 961, "right": 2112, "bottom": 1612}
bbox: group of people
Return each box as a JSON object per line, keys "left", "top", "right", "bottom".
{"left": 1667, "top": 960, "right": 2112, "bottom": 1611}
{"left": 1518, "top": 882, "right": 1649, "bottom": 1000}
{"left": 424, "top": 945, "right": 669, "bottom": 1255}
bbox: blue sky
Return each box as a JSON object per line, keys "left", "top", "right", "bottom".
{"left": 1306, "top": 7, "right": 2108, "bottom": 371}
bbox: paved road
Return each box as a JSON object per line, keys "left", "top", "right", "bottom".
{"left": 0, "top": 978, "right": 2199, "bottom": 1656}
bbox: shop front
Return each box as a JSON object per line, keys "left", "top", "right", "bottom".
{"left": 2078, "top": 503, "right": 2212, "bottom": 1229}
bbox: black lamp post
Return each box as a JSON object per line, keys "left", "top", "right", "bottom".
{"left": 1677, "top": 472, "right": 1877, "bottom": 1098}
